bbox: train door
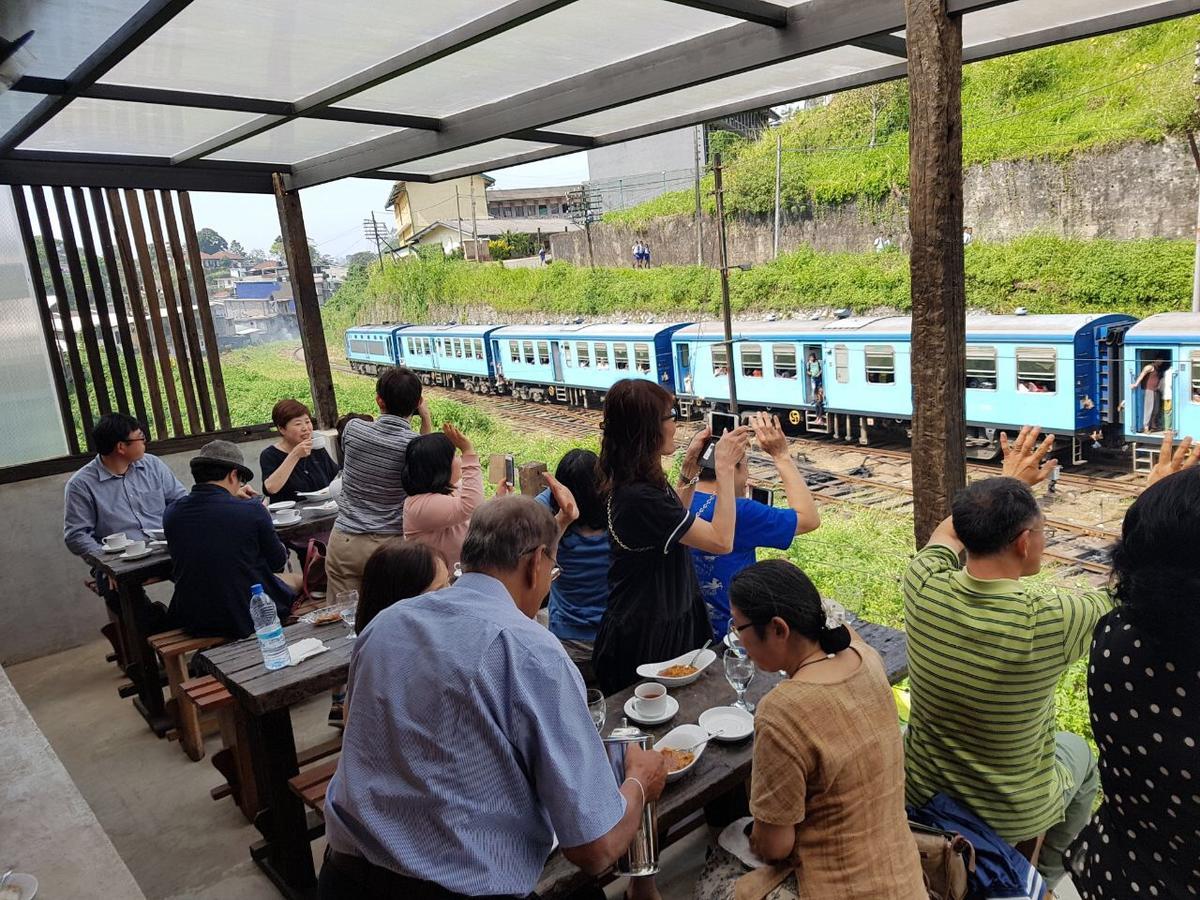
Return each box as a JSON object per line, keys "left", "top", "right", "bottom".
{"left": 676, "top": 343, "right": 693, "bottom": 395}
{"left": 550, "top": 341, "right": 564, "bottom": 383}
{"left": 802, "top": 343, "right": 823, "bottom": 404}
{"left": 1131, "top": 348, "right": 1174, "bottom": 435}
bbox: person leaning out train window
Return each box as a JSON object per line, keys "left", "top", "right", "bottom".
{"left": 401, "top": 423, "right": 484, "bottom": 572}
{"left": 260, "top": 399, "right": 340, "bottom": 504}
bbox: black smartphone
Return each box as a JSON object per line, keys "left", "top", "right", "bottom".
{"left": 710, "top": 411, "right": 738, "bottom": 436}
{"left": 751, "top": 486, "right": 773, "bottom": 506}
{"left": 504, "top": 455, "right": 516, "bottom": 487}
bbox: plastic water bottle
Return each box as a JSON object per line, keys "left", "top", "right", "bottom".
{"left": 250, "top": 583, "right": 290, "bottom": 670}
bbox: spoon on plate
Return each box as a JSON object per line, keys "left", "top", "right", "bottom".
{"left": 672, "top": 730, "right": 725, "bottom": 754}
{"left": 684, "top": 639, "right": 713, "bottom": 668}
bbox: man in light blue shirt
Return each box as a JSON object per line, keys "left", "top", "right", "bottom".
{"left": 321, "top": 496, "right": 666, "bottom": 899}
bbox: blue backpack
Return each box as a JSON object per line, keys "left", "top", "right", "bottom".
{"left": 909, "top": 794, "right": 1047, "bottom": 900}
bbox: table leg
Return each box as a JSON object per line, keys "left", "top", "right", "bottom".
{"left": 116, "top": 578, "right": 171, "bottom": 735}
{"left": 245, "top": 707, "right": 317, "bottom": 899}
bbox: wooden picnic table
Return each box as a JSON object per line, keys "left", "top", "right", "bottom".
{"left": 199, "top": 611, "right": 906, "bottom": 900}
{"left": 87, "top": 504, "right": 338, "bottom": 735}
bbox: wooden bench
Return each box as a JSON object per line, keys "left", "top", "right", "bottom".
{"left": 288, "top": 756, "right": 340, "bottom": 822}
{"left": 148, "top": 629, "right": 228, "bottom": 760}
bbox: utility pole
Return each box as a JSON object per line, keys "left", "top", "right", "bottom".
{"left": 694, "top": 124, "right": 704, "bottom": 265}
{"left": 367, "top": 212, "right": 384, "bottom": 269}
{"left": 713, "top": 152, "right": 739, "bottom": 414}
{"left": 469, "top": 184, "right": 480, "bottom": 262}
{"left": 455, "top": 186, "right": 465, "bottom": 258}
{"left": 773, "top": 129, "right": 782, "bottom": 259}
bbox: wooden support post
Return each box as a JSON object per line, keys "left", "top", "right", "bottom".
{"left": 906, "top": 0, "right": 966, "bottom": 546}
{"left": 179, "top": 191, "right": 232, "bottom": 430}
{"left": 272, "top": 174, "right": 338, "bottom": 429}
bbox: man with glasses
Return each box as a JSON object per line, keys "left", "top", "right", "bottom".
{"left": 162, "top": 441, "right": 299, "bottom": 638}
{"left": 901, "top": 427, "right": 1109, "bottom": 893}
{"left": 64, "top": 413, "right": 188, "bottom": 636}
{"left": 320, "top": 495, "right": 667, "bottom": 900}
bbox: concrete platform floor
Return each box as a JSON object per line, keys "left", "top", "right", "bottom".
{"left": 7, "top": 638, "right": 1078, "bottom": 900}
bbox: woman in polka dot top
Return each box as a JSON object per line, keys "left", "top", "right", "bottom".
{"left": 1065, "top": 463, "right": 1200, "bottom": 898}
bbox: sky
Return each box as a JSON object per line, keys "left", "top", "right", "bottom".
{"left": 186, "top": 151, "right": 590, "bottom": 261}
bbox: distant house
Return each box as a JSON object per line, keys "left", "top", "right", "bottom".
{"left": 386, "top": 174, "right": 495, "bottom": 245}
{"left": 487, "top": 185, "right": 578, "bottom": 220}
{"left": 199, "top": 249, "right": 245, "bottom": 270}
{"left": 400, "top": 217, "right": 579, "bottom": 261}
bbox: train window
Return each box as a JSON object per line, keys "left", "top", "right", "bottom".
{"left": 865, "top": 345, "right": 895, "bottom": 384}
{"left": 349, "top": 338, "right": 372, "bottom": 356}
{"left": 834, "top": 345, "right": 849, "bottom": 384}
{"left": 423, "top": 338, "right": 431, "bottom": 355}
{"left": 1016, "top": 347, "right": 1056, "bottom": 393}
{"left": 537, "top": 341, "right": 550, "bottom": 365}
{"left": 464, "top": 340, "right": 474, "bottom": 359}
{"left": 562, "top": 343, "right": 573, "bottom": 368}
{"left": 1191, "top": 352, "right": 1200, "bottom": 402}
{"left": 773, "top": 344, "right": 797, "bottom": 379}
{"left": 454, "top": 339, "right": 464, "bottom": 358}
{"left": 634, "top": 343, "right": 651, "bottom": 373}
{"left": 614, "top": 343, "right": 630, "bottom": 371}
{"left": 712, "top": 344, "right": 729, "bottom": 376}
{"left": 523, "top": 341, "right": 535, "bottom": 364}
{"left": 576, "top": 342, "right": 591, "bottom": 367}
{"left": 742, "top": 344, "right": 764, "bottom": 378}
{"left": 966, "top": 346, "right": 997, "bottom": 390}
{"left": 508, "top": 341, "right": 519, "bottom": 363}
{"left": 595, "top": 343, "right": 610, "bottom": 368}
{"left": 474, "top": 339, "right": 484, "bottom": 358}
{"left": 679, "top": 344, "right": 690, "bottom": 369}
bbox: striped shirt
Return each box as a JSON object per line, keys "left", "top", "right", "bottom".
{"left": 332, "top": 414, "right": 417, "bottom": 535}
{"left": 902, "top": 545, "right": 1112, "bottom": 842}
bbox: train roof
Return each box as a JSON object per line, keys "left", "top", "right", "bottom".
{"left": 1126, "top": 312, "right": 1200, "bottom": 341}
{"left": 675, "top": 314, "right": 1132, "bottom": 341}
{"left": 491, "top": 322, "right": 690, "bottom": 339}
{"left": 346, "top": 324, "right": 406, "bottom": 334}
{"left": 397, "top": 324, "right": 500, "bottom": 337}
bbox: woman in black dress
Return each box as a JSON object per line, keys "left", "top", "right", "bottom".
{"left": 592, "top": 379, "right": 749, "bottom": 695}
{"left": 260, "top": 398, "right": 339, "bottom": 504}
{"left": 1065, "top": 457, "right": 1200, "bottom": 898}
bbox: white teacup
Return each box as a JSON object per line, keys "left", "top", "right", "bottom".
{"left": 275, "top": 511, "right": 301, "bottom": 524}
{"left": 123, "top": 540, "right": 146, "bottom": 555}
{"left": 103, "top": 532, "right": 128, "bottom": 548}
{"left": 634, "top": 682, "right": 668, "bottom": 718}
{"left": 310, "top": 431, "right": 327, "bottom": 451}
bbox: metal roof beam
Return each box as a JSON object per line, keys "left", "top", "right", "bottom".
{"left": 509, "top": 129, "right": 598, "bottom": 148}
{"left": 169, "top": 0, "right": 580, "bottom": 165}
{"left": 0, "top": 155, "right": 276, "bottom": 193}
{"left": 425, "top": 144, "right": 582, "bottom": 182}
{"left": 0, "top": 0, "right": 199, "bottom": 154}
{"left": 851, "top": 33, "right": 907, "bottom": 56}
{"left": 658, "top": 0, "right": 789, "bottom": 27}
{"left": 286, "top": 0, "right": 1017, "bottom": 189}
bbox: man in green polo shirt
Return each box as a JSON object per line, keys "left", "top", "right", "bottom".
{"left": 903, "top": 427, "right": 1110, "bottom": 891}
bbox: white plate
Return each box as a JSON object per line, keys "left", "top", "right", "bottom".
{"left": 269, "top": 500, "right": 296, "bottom": 511}
{"left": 623, "top": 694, "right": 679, "bottom": 726}
{"left": 636, "top": 648, "right": 717, "bottom": 687}
{"left": 272, "top": 516, "right": 302, "bottom": 527}
{"left": 653, "top": 724, "right": 709, "bottom": 782}
{"left": 120, "top": 547, "right": 154, "bottom": 560}
{"left": 4, "top": 873, "right": 37, "bottom": 899}
{"left": 102, "top": 541, "right": 130, "bottom": 553}
{"left": 297, "top": 488, "right": 331, "bottom": 500}
{"left": 698, "top": 706, "right": 754, "bottom": 742}
{"left": 145, "top": 528, "right": 165, "bottom": 541}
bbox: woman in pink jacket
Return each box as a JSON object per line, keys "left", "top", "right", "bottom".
{"left": 400, "top": 423, "right": 483, "bottom": 569}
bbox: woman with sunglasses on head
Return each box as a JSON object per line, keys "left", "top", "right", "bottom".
{"left": 694, "top": 559, "right": 925, "bottom": 900}
{"left": 592, "top": 379, "right": 750, "bottom": 696}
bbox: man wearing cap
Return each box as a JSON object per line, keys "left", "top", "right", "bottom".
{"left": 163, "top": 440, "right": 301, "bottom": 638}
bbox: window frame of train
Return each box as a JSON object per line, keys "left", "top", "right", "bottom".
{"left": 454, "top": 339, "right": 464, "bottom": 358}
{"left": 508, "top": 340, "right": 520, "bottom": 363}
{"left": 741, "top": 343, "right": 764, "bottom": 378}
{"left": 562, "top": 343, "right": 574, "bottom": 368}
{"left": 1016, "top": 346, "right": 1057, "bottom": 394}
{"left": 537, "top": 341, "right": 550, "bottom": 365}
{"left": 474, "top": 339, "right": 484, "bottom": 358}
{"left": 712, "top": 343, "right": 729, "bottom": 376}
{"left": 464, "top": 340, "right": 475, "bottom": 359}
{"left": 614, "top": 343, "right": 630, "bottom": 371}
{"left": 634, "top": 343, "right": 651, "bottom": 374}
{"left": 773, "top": 344, "right": 798, "bottom": 380}
{"left": 522, "top": 340, "right": 536, "bottom": 364}
{"left": 966, "top": 345, "right": 998, "bottom": 391}
{"left": 834, "top": 345, "right": 849, "bottom": 384}
{"left": 864, "top": 345, "right": 896, "bottom": 385}
{"left": 1191, "top": 351, "right": 1200, "bottom": 403}
{"left": 576, "top": 341, "right": 591, "bottom": 368}
{"left": 349, "top": 337, "right": 373, "bottom": 356}
{"left": 595, "top": 343, "right": 610, "bottom": 369}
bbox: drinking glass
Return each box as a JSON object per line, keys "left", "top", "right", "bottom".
{"left": 724, "top": 647, "right": 756, "bottom": 712}
{"left": 336, "top": 590, "right": 359, "bottom": 631}
{"left": 586, "top": 689, "right": 606, "bottom": 732}
{"left": 726, "top": 618, "right": 746, "bottom": 656}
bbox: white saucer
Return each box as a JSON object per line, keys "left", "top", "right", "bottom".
{"left": 3, "top": 873, "right": 37, "bottom": 899}
{"left": 269, "top": 500, "right": 296, "bottom": 511}
{"left": 623, "top": 694, "right": 679, "bottom": 726}
{"left": 698, "top": 706, "right": 754, "bottom": 742}
{"left": 120, "top": 547, "right": 154, "bottom": 560}
{"left": 273, "top": 516, "right": 302, "bottom": 527}
{"left": 103, "top": 542, "right": 130, "bottom": 553}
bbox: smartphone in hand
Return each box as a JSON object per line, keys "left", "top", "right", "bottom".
{"left": 750, "top": 486, "right": 774, "bottom": 506}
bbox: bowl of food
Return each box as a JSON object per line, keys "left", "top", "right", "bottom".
{"left": 635, "top": 648, "right": 717, "bottom": 687}
{"left": 653, "top": 724, "right": 709, "bottom": 782}
{"left": 299, "top": 605, "right": 353, "bottom": 626}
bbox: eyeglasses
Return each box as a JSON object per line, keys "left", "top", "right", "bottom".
{"left": 729, "top": 620, "right": 755, "bottom": 636}
{"left": 519, "top": 544, "right": 561, "bottom": 581}
{"left": 121, "top": 435, "right": 147, "bottom": 445}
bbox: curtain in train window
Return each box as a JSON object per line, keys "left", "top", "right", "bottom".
{"left": 1016, "top": 347, "right": 1056, "bottom": 393}
{"left": 834, "top": 345, "right": 849, "bottom": 384}
{"left": 865, "top": 345, "right": 895, "bottom": 384}
{"left": 595, "top": 343, "right": 610, "bottom": 368}
{"left": 634, "top": 343, "right": 651, "bottom": 373}
{"left": 712, "top": 344, "right": 729, "bottom": 376}
{"left": 966, "top": 346, "right": 997, "bottom": 390}
{"left": 742, "top": 344, "right": 764, "bottom": 377}
{"left": 576, "top": 342, "right": 591, "bottom": 367}
{"left": 772, "top": 344, "right": 797, "bottom": 379}
{"left": 614, "top": 343, "right": 630, "bottom": 371}
{"left": 537, "top": 341, "right": 550, "bottom": 365}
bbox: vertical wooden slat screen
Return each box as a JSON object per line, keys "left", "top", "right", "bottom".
{"left": 160, "top": 190, "right": 214, "bottom": 433}
{"left": 10, "top": 187, "right": 80, "bottom": 455}
{"left": 51, "top": 186, "right": 110, "bottom": 416}
{"left": 90, "top": 187, "right": 148, "bottom": 431}
{"left": 178, "top": 191, "right": 231, "bottom": 430}
{"left": 31, "top": 186, "right": 94, "bottom": 442}
{"left": 142, "top": 189, "right": 201, "bottom": 433}
{"left": 124, "top": 188, "right": 184, "bottom": 436}
{"left": 107, "top": 189, "right": 167, "bottom": 440}
{"left": 71, "top": 187, "right": 130, "bottom": 413}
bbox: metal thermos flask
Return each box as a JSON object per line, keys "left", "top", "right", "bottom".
{"left": 602, "top": 721, "right": 659, "bottom": 876}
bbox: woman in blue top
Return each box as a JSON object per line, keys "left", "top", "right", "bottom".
{"left": 691, "top": 411, "right": 821, "bottom": 642}
{"left": 536, "top": 449, "right": 609, "bottom": 683}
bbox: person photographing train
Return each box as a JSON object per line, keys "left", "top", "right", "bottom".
{"left": 689, "top": 411, "right": 822, "bottom": 642}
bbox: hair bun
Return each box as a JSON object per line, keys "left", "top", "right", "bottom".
{"left": 817, "top": 624, "right": 852, "bottom": 654}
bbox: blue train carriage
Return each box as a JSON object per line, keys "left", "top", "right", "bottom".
{"left": 489, "top": 323, "right": 690, "bottom": 406}
{"left": 1122, "top": 312, "right": 1200, "bottom": 472}
{"left": 398, "top": 325, "right": 501, "bottom": 393}
{"left": 345, "top": 324, "right": 408, "bottom": 375}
